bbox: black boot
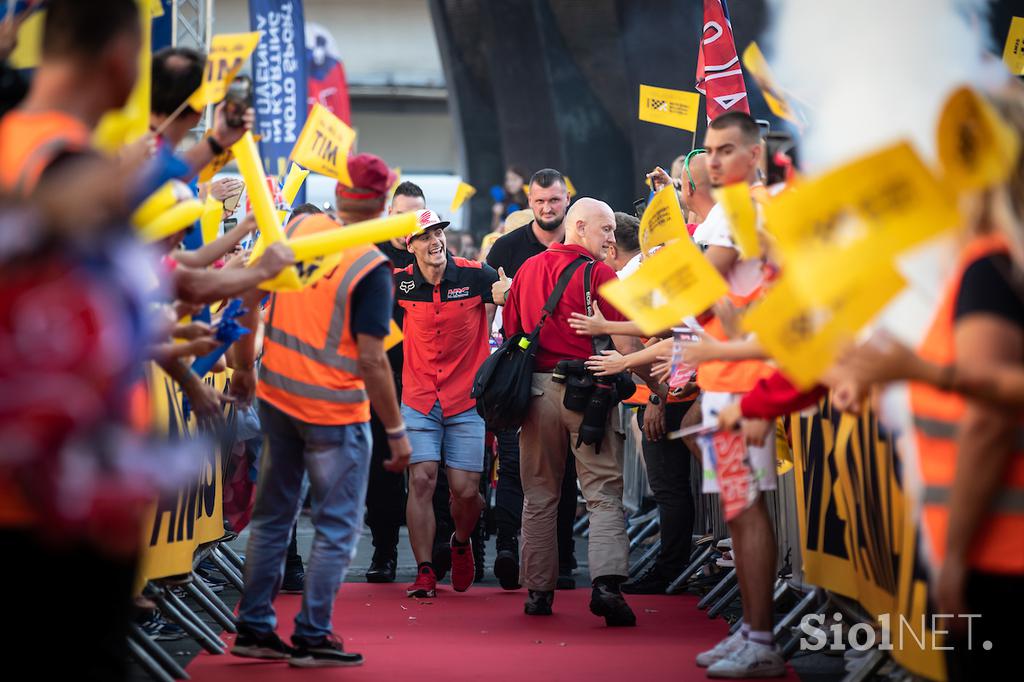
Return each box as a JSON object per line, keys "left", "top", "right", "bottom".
{"left": 621, "top": 566, "right": 671, "bottom": 594}
{"left": 365, "top": 550, "right": 397, "bottom": 583}
{"left": 589, "top": 576, "right": 636, "bottom": 627}
{"left": 524, "top": 589, "right": 554, "bottom": 616}
{"left": 493, "top": 531, "right": 521, "bottom": 590}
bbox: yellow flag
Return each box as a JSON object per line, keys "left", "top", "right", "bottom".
{"left": 200, "top": 194, "right": 223, "bottom": 245}
{"left": 638, "top": 85, "right": 701, "bottom": 132}
{"left": 564, "top": 176, "right": 578, "bottom": 198}
{"left": 186, "top": 32, "right": 261, "bottom": 110}
{"left": 600, "top": 237, "right": 729, "bottom": 336}
{"left": 744, "top": 263, "right": 906, "bottom": 390}
{"left": 1003, "top": 16, "right": 1024, "bottom": 75}
{"left": 290, "top": 104, "right": 357, "bottom": 186}
{"left": 639, "top": 186, "right": 687, "bottom": 255}
{"left": 150, "top": 0, "right": 165, "bottom": 17}
{"left": 387, "top": 167, "right": 403, "bottom": 203}
{"left": 713, "top": 182, "right": 760, "bottom": 259}
{"left": 8, "top": 8, "right": 43, "bottom": 70}
{"left": 764, "top": 141, "right": 960, "bottom": 268}
{"left": 450, "top": 181, "right": 477, "bottom": 212}
{"left": 936, "top": 86, "right": 1021, "bottom": 191}
{"left": 742, "top": 42, "right": 803, "bottom": 126}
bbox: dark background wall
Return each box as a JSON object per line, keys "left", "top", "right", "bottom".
{"left": 430, "top": 0, "right": 1022, "bottom": 236}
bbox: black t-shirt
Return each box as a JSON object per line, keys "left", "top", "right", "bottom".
{"left": 376, "top": 239, "right": 415, "bottom": 270}
{"left": 954, "top": 253, "right": 1024, "bottom": 328}
{"left": 485, "top": 221, "right": 550, "bottom": 277}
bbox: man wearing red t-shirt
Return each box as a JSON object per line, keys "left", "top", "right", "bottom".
{"left": 503, "top": 197, "right": 638, "bottom": 626}
{"left": 394, "top": 210, "right": 500, "bottom": 599}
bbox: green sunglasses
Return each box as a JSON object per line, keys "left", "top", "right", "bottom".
{"left": 684, "top": 148, "right": 707, "bottom": 192}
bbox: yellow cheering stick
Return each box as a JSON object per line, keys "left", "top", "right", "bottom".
{"left": 280, "top": 163, "right": 310, "bottom": 207}
{"left": 233, "top": 132, "right": 302, "bottom": 290}
{"left": 200, "top": 193, "right": 223, "bottom": 245}
{"left": 132, "top": 180, "right": 204, "bottom": 243}
{"left": 287, "top": 212, "right": 419, "bottom": 262}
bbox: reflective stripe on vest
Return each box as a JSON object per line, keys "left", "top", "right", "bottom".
{"left": 910, "top": 233, "right": 1024, "bottom": 574}
{"left": 260, "top": 366, "right": 368, "bottom": 404}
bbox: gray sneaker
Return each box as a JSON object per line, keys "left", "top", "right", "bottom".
{"left": 695, "top": 629, "right": 746, "bottom": 668}
{"left": 706, "top": 640, "right": 786, "bottom": 678}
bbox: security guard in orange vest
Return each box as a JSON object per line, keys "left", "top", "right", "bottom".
{"left": 910, "top": 230, "right": 1024, "bottom": 681}
{"left": 230, "top": 153, "right": 411, "bottom": 669}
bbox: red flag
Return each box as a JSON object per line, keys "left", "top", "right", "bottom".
{"left": 695, "top": 0, "right": 750, "bottom": 121}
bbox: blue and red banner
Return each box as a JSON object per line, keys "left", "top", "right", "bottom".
{"left": 306, "top": 22, "right": 351, "bottom": 125}
{"left": 248, "top": 0, "right": 308, "bottom": 203}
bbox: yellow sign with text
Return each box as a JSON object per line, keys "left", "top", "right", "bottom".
{"left": 450, "top": 181, "right": 477, "bottom": 213}
{"left": 714, "top": 182, "right": 760, "bottom": 259}
{"left": 936, "top": 86, "right": 1021, "bottom": 191}
{"left": 601, "top": 237, "right": 729, "bottom": 336}
{"left": 742, "top": 42, "right": 802, "bottom": 126}
{"left": 290, "top": 104, "right": 357, "bottom": 187}
{"left": 744, "top": 264, "right": 906, "bottom": 390}
{"left": 639, "top": 84, "right": 701, "bottom": 132}
{"left": 187, "top": 32, "right": 261, "bottom": 110}
{"left": 1003, "top": 17, "right": 1024, "bottom": 75}
{"left": 764, "top": 141, "right": 960, "bottom": 268}
{"left": 639, "top": 185, "right": 688, "bottom": 255}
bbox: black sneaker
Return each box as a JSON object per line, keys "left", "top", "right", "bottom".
{"left": 280, "top": 566, "right": 305, "bottom": 594}
{"left": 621, "top": 566, "right": 670, "bottom": 595}
{"left": 493, "top": 539, "right": 521, "bottom": 590}
{"left": 231, "top": 625, "right": 294, "bottom": 659}
{"left": 432, "top": 540, "right": 452, "bottom": 582}
{"left": 590, "top": 582, "right": 637, "bottom": 627}
{"left": 289, "top": 633, "right": 363, "bottom": 668}
{"left": 524, "top": 589, "right": 554, "bottom": 616}
{"left": 366, "top": 553, "right": 397, "bottom": 583}
{"left": 556, "top": 573, "right": 576, "bottom": 590}
{"left": 139, "top": 611, "right": 186, "bottom": 642}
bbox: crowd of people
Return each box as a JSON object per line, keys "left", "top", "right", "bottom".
{"left": 1, "top": 1, "right": 1023, "bottom": 682}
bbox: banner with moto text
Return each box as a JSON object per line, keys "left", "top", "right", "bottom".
{"left": 249, "top": 0, "right": 309, "bottom": 202}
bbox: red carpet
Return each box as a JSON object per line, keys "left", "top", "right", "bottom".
{"left": 186, "top": 584, "right": 798, "bottom": 681}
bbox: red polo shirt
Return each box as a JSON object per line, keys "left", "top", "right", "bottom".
{"left": 502, "top": 243, "right": 627, "bottom": 372}
{"left": 395, "top": 256, "right": 499, "bottom": 416}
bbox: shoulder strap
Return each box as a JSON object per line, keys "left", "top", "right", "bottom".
{"left": 582, "top": 260, "right": 614, "bottom": 355}
{"left": 531, "top": 256, "right": 588, "bottom": 335}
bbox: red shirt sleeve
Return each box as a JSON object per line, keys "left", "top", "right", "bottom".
{"left": 593, "top": 263, "right": 627, "bottom": 322}
{"left": 502, "top": 281, "right": 522, "bottom": 338}
{"left": 739, "top": 370, "right": 826, "bottom": 419}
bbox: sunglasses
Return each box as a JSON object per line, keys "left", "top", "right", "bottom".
{"left": 684, "top": 148, "right": 707, "bottom": 192}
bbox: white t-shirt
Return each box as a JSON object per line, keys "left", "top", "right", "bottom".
{"left": 617, "top": 252, "right": 643, "bottom": 279}
{"left": 692, "top": 202, "right": 764, "bottom": 297}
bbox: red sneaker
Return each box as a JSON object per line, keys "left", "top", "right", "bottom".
{"left": 449, "top": 533, "right": 475, "bottom": 592}
{"left": 406, "top": 566, "right": 437, "bottom": 598}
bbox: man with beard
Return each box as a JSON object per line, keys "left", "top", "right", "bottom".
{"left": 486, "top": 169, "right": 580, "bottom": 591}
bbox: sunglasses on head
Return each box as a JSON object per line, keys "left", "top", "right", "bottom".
{"left": 683, "top": 148, "right": 706, "bottom": 193}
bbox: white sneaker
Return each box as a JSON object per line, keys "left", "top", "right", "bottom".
{"left": 706, "top": 640, "right": 786, "bottom": 678}
{"left": 696, "top": 629, "right": 746, "bottom": 668}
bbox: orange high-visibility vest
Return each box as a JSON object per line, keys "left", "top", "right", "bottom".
{"left": 257, "top": 215, "right": 388, "bottom": 426}
{"left": 697, "top": 287, "right": 774, "bottom": 394}
{"left": 910, "top": 233, "right": 1024, "bottom": 574}
{"left": 0, "top": 110, "right": 91, "bottom": 195}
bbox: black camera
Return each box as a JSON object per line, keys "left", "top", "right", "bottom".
{"left": 554, "top": 359, "right": 636, "bottom": 453}
{"left": 224, "top": 76, "right": 252, "bottom": 129}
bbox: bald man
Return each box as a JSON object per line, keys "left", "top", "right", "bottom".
{"left": 502, "top": 197, "right": 641, "bottom": 626}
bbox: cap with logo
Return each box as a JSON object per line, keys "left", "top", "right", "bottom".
{"left": 335, "top": 153, "right": 398, "bottom": 200}
{"left": 410, "top": 209, "right": 451, "bottom": 236}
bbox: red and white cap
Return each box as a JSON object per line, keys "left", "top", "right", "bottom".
{"left": 411, "top": 209, "right": 451, "bottom": 235}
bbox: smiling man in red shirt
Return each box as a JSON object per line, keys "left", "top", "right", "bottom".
{"left": 394, "top": 210, "right": 500, "bottom": 598}
{"left": 502, "top": 197, "right": 641, "bottom": 626}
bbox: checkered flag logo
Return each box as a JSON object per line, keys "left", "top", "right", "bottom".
{"left": 648, "top": 98, "right": 668, "bottom": 112}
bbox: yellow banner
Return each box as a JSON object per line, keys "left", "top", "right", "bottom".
{"left": 450, "top": 181, "right": 477, "bottom": 213}
{"left": 742, "top": 42, "right": 802, "bottom": 126}
{"left": 764, "top": 141, "right": 960, "bottom": 268}
{"left": 8, "top": 7, "right": 42, "bottom": 70}
{"left": 936, "top": 86, "right": 1021, "bottom": 191}
{"left": 713, "top": 182, "right": 760, "bottom": 259}
{"left": 638, "top": 84, "right": 701, "bottom": 132}
{"left": 290, "top": 103, "right": 357, "bottom": 186}
{"left": 1003, "top": 16, "right": 1024, "bottom": 75}
{"left": 600, "top": 237, "right": 729, "bottom": 336}
{"left": 135, "top": 367, "right": 227, "bottom": 592}
{"left": 383, "top": 319, "right": 403, "bottom": 351}
{"left": 639, "top": 185, "right": 688, "bottom": 255}
{"left": 187, "top": 32, "right": 261, "bottom": 110}
{"left": 744, "top": 263, "right": 905, "bottom": 390}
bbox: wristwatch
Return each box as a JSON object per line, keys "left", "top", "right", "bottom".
{"left": 207, "top": 135, "right": 226, "bottom": 155}
{"left": 649, "top": 394, "right": 661, "bottom": 405}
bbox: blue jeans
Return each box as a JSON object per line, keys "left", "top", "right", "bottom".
{"left": 237, "top": 401, "right": 372, "bottom": 639}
